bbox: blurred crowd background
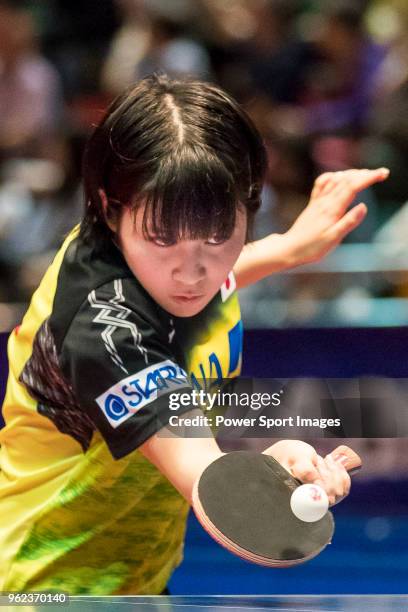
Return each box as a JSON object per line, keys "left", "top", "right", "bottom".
{"left": 0, "top": 0, "right": 408, "bottom": 330}
{"left": 0, "top": 0, "right": 406, "bottom": 573}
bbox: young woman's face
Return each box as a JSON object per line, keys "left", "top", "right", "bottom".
{"left": 116, "top": 204, "right": 247, "bottom": 317}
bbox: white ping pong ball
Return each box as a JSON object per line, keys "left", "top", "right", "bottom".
{"left": 290, "top": 484, "right": 329, "bottom": 522}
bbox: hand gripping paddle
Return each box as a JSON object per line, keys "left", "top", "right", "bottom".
{"left": 192, "top": 445, "right": 361, "bottom": 567}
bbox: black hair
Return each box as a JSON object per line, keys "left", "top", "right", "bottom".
{"left": 80, "top": 73, "right": 267, "bottom": 247}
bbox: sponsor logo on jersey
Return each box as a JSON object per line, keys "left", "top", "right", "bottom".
{"left": 88, "top": 278, "right": 149, "bottom": 375}
{"left": 220, "top": 272, "right": 236, "bottom": 303}
{"left": 96, "top": 359, "right": 189, "bottom": 428}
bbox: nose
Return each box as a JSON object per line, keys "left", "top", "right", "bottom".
{"left": 171, "top": 244, "right": 206, "bottom": 286}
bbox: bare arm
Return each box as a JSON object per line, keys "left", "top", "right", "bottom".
{"left": 139, "top": 409, "right": 223, "bottom": 503}
{"left": 234, "top": 168, "right": 390, "bottom": 290}
{"left": 233, "top": 233, "right": 295, "bottom": 290}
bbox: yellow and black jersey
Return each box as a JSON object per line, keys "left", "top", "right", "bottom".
{"left": 0, "top": 226, "right": 243, "bottom": 594}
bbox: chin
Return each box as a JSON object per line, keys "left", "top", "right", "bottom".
{"left": 168, "top": 304, "right": 205, "bottom": 318}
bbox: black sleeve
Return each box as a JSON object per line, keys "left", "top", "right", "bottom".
{"left": 60, "top": 277, "right": 193, "bottom": 459}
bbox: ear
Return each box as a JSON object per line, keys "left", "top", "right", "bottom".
{"left": 98, "top": 188, "right": 117, "bottom": 232}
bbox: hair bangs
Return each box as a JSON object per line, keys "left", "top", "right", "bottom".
{"left": 139, "top": 146, "right": 241, "bottom": 243}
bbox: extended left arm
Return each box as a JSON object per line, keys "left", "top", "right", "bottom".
{"left": 234, "top": 168, "right": 390, "bottom": 289}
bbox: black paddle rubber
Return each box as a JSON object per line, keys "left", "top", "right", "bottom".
{"left": 195, "top": 451, "right": 334, "bottom": 565}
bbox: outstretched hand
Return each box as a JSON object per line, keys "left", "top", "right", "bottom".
{"left": 283, "top": 168, "right": 390, "bottom": 267}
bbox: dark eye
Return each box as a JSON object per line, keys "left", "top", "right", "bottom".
{"left": 148, "top": 235, "right": 175, "bottom": 247}
{"left": 206, "top": 236, "right": 226, "bottom": 246}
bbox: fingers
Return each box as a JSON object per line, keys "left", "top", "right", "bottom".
{"left": 325, "top": 454, "right": 351, "bottom": 505}
{"left": 311, "top": 172, "right": 334, "bottom": 199}
{"left": 273, "top": 441, "right": 351, "bottom": 507}
{"left": 291, "top": 453, "right": 351, "bottom": 506}
{"left": 290, "top": 457, "right": 322, "bottom": 488}
{"left": 316, "top": 455, "right": 351, "bottom": 506}
{"left": 326, "top": 202, "right": 368, "bottom": 244}
{"left": 312, "top": 168, "right": 389, "bottom": 214}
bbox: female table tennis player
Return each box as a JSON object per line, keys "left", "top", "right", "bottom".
{"left": 0, "top": 74, "right": 389, "bottom": 594}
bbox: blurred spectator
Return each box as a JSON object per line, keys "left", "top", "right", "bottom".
{"left": 0, "top": 1, "right": 63, "bottom": 160}
{"left": 360, "top": 1, "right": 408, "bottom": 205}
{"left": 198, "top": 0, "right": 307, "bottom": 101}
{"left": 0, "top": 150, "right": 83, "bottom": 301}
{"left": 102, "top": 2, "right": 211, "bottom": 95}
{"left": 369, "top": 0, "right": 408, "bottom": 98}
{"left": 135, "top": 15, "right": 211, "bottom": 80}
{"left": 0, "top": 1, "right": 72, "bottom": 301}
{"left": 303, "top": 0, "right": 387, "bottom": 135}
{"left": 101, "top": 0, "right": 152, "bottom": 96}
{"left": 44, "top": 0, "right": 119, "bottom": 99}
{"left": 246, "top": 3, "right": 385, "bottom": 136}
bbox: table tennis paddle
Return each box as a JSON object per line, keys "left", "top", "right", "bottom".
{"left": 192, "top": 445, "right": 361, "bottom": 567}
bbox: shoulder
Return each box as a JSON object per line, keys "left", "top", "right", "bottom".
{"left": 50, "top": 232, "right": 170, "bottom": 349}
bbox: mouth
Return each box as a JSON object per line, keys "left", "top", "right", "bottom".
{"left": 171, "top": 294, "right": 204, "bottom": 304}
